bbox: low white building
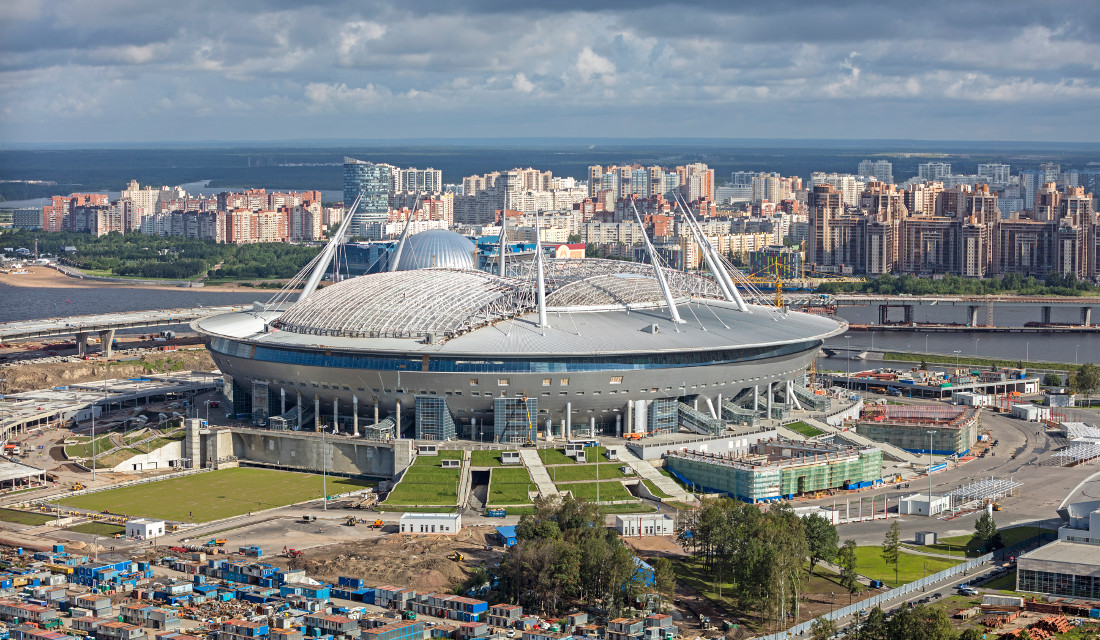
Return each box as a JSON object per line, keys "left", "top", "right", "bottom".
{"left": 898, "top": 493, "right": 950, "bottom": 517}
{"left": 399, "top": 512, "right": 461, "bottom": 534}
{"left": 613, "top": 514, "right": 676, "bottom": 537}
{"left": 792, "top": 505, "right": 841, "bottom": 525}
{"left": 953, "top": 392, "right": 992, "bottom": 407}
{"left": 1011, "top": 404, "right": 1051, "bottom": 422}
{"left": 125, "top": 518, "right": 166, "bottom": 539}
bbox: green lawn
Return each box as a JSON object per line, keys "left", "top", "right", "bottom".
{"left": 67, "top": 522, "right": 125, "bottom": 536}
{"left": 58, "top": 468, "right": 372, "bottom": 522}
{"left": 852, "top": 546, "right": 961, "bottom": 587}
{"left": 93, "top": 448, "right": 143, "bottom": 468}
{"left": 601, "top": 503, "right": 656, "bottom": 514}
{"left": 470, "top": 450, "right": 505, "bottom": 467}
{"left": 384, "top": 465, "right": 460, "bottom": 506}
{"left": 487, "top": 468, "right": 535, "bottom": 505}
{"left": 909, "top": 525, "right": 1053, "bottom": 557}
{"left": 64, "top": 435, "right": 114, "bottom": 458}
{"left": 557, "top": 480, "right": 634, "bottom": 502}
{"left": 415, "top": 450, "right": 464, "bottom": 466}
{"left": 0, "top": 508, "right": 55, "bottom": 526}
{"left": 547, "top": 463, "right": 630, "bottom": 482}
{"left": 658, "top": 467, "right": 694, "bottom": 492}
{"left": 641, "top": 479, "right": 672, "bottom": 499}
{"left": 786, "top": 421, "right": 824, "bottom": 438}
{"left": 584, "top": 446, "right": 610, "bottom": 463}
{"left": 377, "top": 506, "right": 458, "bottom": 513}
{"left": 538, "top": 448, "right": 577, "bottom": 465}
{"left": 983, "top": 570, "right": 1017, "bottom": 591}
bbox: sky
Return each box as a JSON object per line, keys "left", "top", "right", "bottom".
{"left": 1, "top": 0, "right": 1098, "bottom": 144}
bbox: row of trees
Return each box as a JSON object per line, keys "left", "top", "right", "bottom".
{"left": 818, "top": 272, "right": 1100, "bottom": 297}
{"left": 496, "top": 496, "right": 674, "bottom": 616}
{"left": 676, "top": 499, "right": 839, "bottom": 630}
{"left": 812, "top": 604, "right": 981, "bottom": 640}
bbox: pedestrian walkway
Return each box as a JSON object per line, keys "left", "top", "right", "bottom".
{"left": 457, "top": 450, "right": 473, "bottom": 508}
{"left": 519, "top": 449, "right": 559, "bottom": 498}
{"left": 615, "top": 446, "right": 692, "bottom": 501}
{"left": 808, "top": 418, "right": 923, "bottom": 464}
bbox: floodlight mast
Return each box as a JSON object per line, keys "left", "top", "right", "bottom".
{"left": 498, "top": 211, "right": 507, "bottom": 277}
{"left": 681, "top": 208, "right": 736, "bottom": 303}
{"left": 535, "top": 210, "right": 549, "bottom": 329}
{"left": 299, "top": 194, "right": 362, "bottom": 302}
{"left": 630, "top": 199, "right": 684, "bottom": 324}
{"left": 675, "top": 194, "right": 749, "bottom": 313}
{"left": 388, "top": 192, "right": 423, "bottom": 272}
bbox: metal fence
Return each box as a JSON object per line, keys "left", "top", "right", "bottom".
{"left": 752, "top": 553, "right": 992, "bottom": 640}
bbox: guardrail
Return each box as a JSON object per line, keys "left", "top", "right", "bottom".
{"left": 752, "top": 553, "right": 992, "bottom": 640}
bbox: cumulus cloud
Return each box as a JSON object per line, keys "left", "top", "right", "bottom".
{"left": 0, "top": 0, "right": 1097, "bottom": 142}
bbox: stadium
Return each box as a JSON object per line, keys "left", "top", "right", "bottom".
{"left": 195, "top": 205, "right": 845, "bottom": 442}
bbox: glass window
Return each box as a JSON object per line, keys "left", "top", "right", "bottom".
{"left": 542, "top": 378, "right": 551, "bottom": 386}
{"left": 560, "top": 378, "right": 570, "bottom": 385}
{"left": 498, "top": 378, "right": 509, "bottom": 386}
{"left": 610, "top": 376, "right": 623, "bottom": 384}
{"left": 469, "top": 378, "right": 478, "bottom": 386}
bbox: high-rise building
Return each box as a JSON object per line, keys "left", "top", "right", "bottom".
{"left": 918, "top": 162, "right": 952, "bottom": 181}
{"left": 977, "top": 163, "right": 1011, "bottom": 185}
{"left": 344, "top": 157, "right": 393, "bottom": 235}
{"left": 810, "top": 173, "right": 862, "bottom": 208}
{"left": 857, "top": 159, "right": 894, "bottom": 185}
{"left": 391, "top": 167, "right": 442, "bottom": 193}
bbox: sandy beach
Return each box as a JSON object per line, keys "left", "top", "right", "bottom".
{"left": 0, "top": 267, "right": 278, "bottom": 291}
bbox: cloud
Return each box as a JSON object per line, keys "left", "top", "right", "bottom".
{"left": 574, "top": 47, "right": 616, "bottom": 82}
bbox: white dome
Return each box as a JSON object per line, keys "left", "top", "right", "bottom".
{"left": 393, "top": 230, "right": 477, "bottom": 271}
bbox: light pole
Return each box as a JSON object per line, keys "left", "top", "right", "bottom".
{"left": 845, "top": 335, "right": 852, "bottom": 391}
{"left": 975, "top": 337, "right": 980, "bottom": 357}
{"left": 1026, "top": 341, "right": 1030, "bottom": 364}
{"left": 871, "top": 331, "right": 875, "bottom": 351}
{"left": 1076, "top": 344, "right": 1080, "bottom": 365}
{"left": 925, "top": 335, "right": 929, "bottom": 354}
{"left": 322, "top": 426, "right": 328, "bottom": 511}
{"left": 953, "top": 350, "right": 961, "bottom": 371}
{"left": 926, "top": 430, "right": 936, "bottom": 517}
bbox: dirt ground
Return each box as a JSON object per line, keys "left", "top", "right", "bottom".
{"left": 0, "top": 267, "right": 287, "bottom": 292}
{"left": 0, "top": 347, "right": 214, "bottom": 393}
{"left": 272, "top": 525, "right": 505, "bottom": 592}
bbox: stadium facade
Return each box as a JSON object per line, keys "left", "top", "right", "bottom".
{"left": 196, "top": 204, "right": 845, "bottom": 442}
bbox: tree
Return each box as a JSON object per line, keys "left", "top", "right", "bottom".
{"left": 856, "top": 606, "right": 887, "bottom": 640}
{"left": 1069, "top": 363, "right": 1100, "bottom": 406}
{"left": 651, "top": 557, "right": 676, "bottom": 612}
{"left": 881, "top": 520, "right": 901, "bottom": 586}
{"left": 803, "top": 513, "right": 839, "bottom": 575}
{"left": 974, "top": 511, "right": 997, "bottom": 548}
{"left": 1017, "top": 630, "right": 1033, "bottom": 640}
{"left": 885, "top": 604, "right": 956, "bottom": 640}
{"left": 838, "top": 539, "right": 860, "bottom": 604}
{"left": 959, "top": 628, "right": 985, "bottom": 640}
{"left": 809, "top": 616, "right": 836, "bottom": 640}
{"left": 1043, "top": 372, "right": 1063, "bottom": 387}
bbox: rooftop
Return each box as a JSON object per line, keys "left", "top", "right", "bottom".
{"left": 1019, "top": 540, "right": 1100, "bottom": 566}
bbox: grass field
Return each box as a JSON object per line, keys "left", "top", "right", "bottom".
{"left": 557, "top": 480, "right": 634, "bottom": 502}
{"left": 584, "top": 446, "right": 610, "bottom": 463}
{"left": 470, "top": 450, "right": 504, "bottom": 467}
{"left": 487, "top": 467, "right": 535, "bottom": 505}
{"left": 67, "top": 522, "right": 125, "bottom": 536}
{"left": 0, "top": 508, "right": 55, "bottom": 526}
{"left": 59, "top": 468, "right": 372, "bottom": 522}
{"left": 538, "top": 449, "right": 576, "bottom": 465}
{"left": 64, "top": 435, "right": 114, "bottom": 459}
{"left": 547, "top": 463, "right": 630, "bottom": 482}
{"left": 377, "top": 506, "right": 458, "bottom": 513}
{"left": 786, "top": 421, "right": 824, "bottom": 438}
{"left": 853, "top": 546, "right": 961, "bottom": 587}
{"left": 907, "top": 525, "right": 1053, "bottom": 557}
{"left": 983, "top": 570, "right": 1018, "bottom": 591}
{"left": 416, "top": 450, "right": 464, "bottom": 466}
{"left": 384, "top": 463, "right": 460, "bottom": 506}
{"left": 601, "top": 503, "right": 656, "bottom": 514}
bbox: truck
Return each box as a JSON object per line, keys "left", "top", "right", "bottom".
{"left": 401, "top": 611, "right": 417, "bottom": 621}
{"left": 485, "top": 508, "right": 507, "bottom": 518}
{"left": 886, "top": 387, "right": 902, "bottom": 397}
{"left": 869, "top": 386, "right": 887, "bottom": 394}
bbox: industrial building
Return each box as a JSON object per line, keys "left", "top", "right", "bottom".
{"left": 398, "top": 512, "right": 461, "bottom": 534}
{"left": 197, "top": 201, "right": 844, "bottom": 443}
{"left": 613, "top": 514, "right": 676, "bottom": 537}
{"left": 854, "top": 405, "right": 980, "bottom": 456}
{"left": 664, "top": 438, "right": 882, "bottom": 502}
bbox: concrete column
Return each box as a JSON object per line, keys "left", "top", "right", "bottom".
{"left": 625, "top": 401, "right": 633, "bottom": 435}
{"left": 615, "top": 413, "right": 622, "bottom": 437}
{"left": 296, "top": 390, "right": 302, "bottom": 430}
{"left": 565, "top": 402, "right": 572, "bottom": 439}
{"left": 589, "top": 416, "right": 596, "bottom": 435}
{"left": 967, "top": 306, "right": 979, "bottom": 326}
{"left": 98, "top": 329, "right": 115, "bottom": 358}
{"left": 717, "top": 393, "right": 722, "bottom": 414}
{"left": 395, "top": 400, "right": 401, "bottom": 439}
{"left": 767, "top": 382, "right": 773, "bottom": 419}
{"left": 332, "top": 398, "right": 339, "bottom": 434}
{"left": 1083, "top": 307, "right": 1092, "bottom": 327}
{"left": 471, "top": 418, "right": 478, "bottom": 442}
{"left": 280, "top": 388, "right": 286, "bottom": 417}
{"left": 374, "top": 401, "right": 379, "bottom": 426}
{"left": 878, "top": 305, "right": 887, "bottom": 324}
{"left": 352, "top": 396, "right": 359, "bottom": 437}
{"left": 1042, "top": 306, "right": 1052, "bottom": 324}
{"left": 753, "top": 385, "right": 759, "bottom": 412}
{"left": 314, "top": 394, "right": 320, "bottom": 429}
{"left": 76, "top": 332, "right": 89, "bottom": 357}
{"left": 559, "top": 419, "right": 566, "bottom": 439}
{"left": 545, "top": 418, "right": 552, "bottom": 441}
{"left": 693, "top": 397, "right": 699, "bottom": 411}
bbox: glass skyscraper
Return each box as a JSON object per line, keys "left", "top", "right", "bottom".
{"left": 343, "top": 157, "right": 392, "bottom": 235}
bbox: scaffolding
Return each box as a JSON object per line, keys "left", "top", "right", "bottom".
{"left": 678, "top": 402, "right": 724, "bottom": 436}
{"left": 415, "top": 396, "right": 456, "bottom": 441}
{"left": 1052, "top": 443, "right": 1100, "bottom": 467}
{"left": 1063, "top": 423, "right": 1100, "bottom": 440}
{"left": 945, "top": 477, "right": 1022, "bottom": 510}
{"left": 493, "top": 396, "right": 537, "bottom": 444}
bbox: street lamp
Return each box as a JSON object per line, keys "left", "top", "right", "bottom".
{"left": 871, "top": 331, "right": 875, "bottom": 351}
{"left": 1026, "top": 341, "right": 1030, "bottom": 364}
{"left": 925, "top": 335, "right": 929, "bottom": 354}
{"left": 1076, "top": 344, "right": 1080, "bottom": 365}
{"left": 953, "top": 350, "right": 961, "bottom": 371}
{"left": 926, "top": 430, "right": 937, "bottom": 517}
{"left": 975, "top": 337, "right": 980, "bottom": 357}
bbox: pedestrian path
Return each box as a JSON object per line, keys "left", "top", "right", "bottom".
{"left": 519, "top": 449, "right": 559, "bottom": 498}
{"left": 615, "top": 446, "right": 692, "bottom": 501}
{"left": 808, "top": 418, "right": 923, "bottom": 464}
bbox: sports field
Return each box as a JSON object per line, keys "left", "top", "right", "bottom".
{"left": 58, "top": 467, "right": 372, "bottom": 522}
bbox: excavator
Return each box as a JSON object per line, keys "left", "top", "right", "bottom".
{"left": 448, "top": 551, "right": 464, "bottom": 562}
{"left": 345, "top": 516, "right": 358, "bottom": 526}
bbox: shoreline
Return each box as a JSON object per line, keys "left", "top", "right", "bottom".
{"left": 0, "top": 267, "right": 287, "bottom": 292}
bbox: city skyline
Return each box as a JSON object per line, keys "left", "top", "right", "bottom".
{"left": 1, "top": 1, "right": 1098, "bottom": 144}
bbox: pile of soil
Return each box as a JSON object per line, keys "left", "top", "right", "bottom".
{"left": 0, "top": 349, "right": 214, "bottom": 393}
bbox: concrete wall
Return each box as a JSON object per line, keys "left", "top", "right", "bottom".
{"left": 626, "top": 431, "right": 777, "bottom": 460}
{"left": 230, "top": 430, "right": 412, "bottom": 478}
{"left": 111, "top": 441, "right": 183, "bottom": 472}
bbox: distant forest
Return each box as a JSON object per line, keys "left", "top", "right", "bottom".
{"left": 818, "top": 272, "right": 1100, "bottom": 297}
{"left": 3, "top": 140, "right": 1098, "bottom": 202}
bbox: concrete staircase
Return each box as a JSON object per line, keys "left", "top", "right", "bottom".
{"left": 809, "top": 418, "right": 923, "bottom": 464}
{"left": 615, "top": 446, "right": 692, "bottom": 502}
{"left": 457, "top": 450, "right": 473, "bottom": 509}
{"left": 519, "top": 449, "right": 560, "bottom": 498}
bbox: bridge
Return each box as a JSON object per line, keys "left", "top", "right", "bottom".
{"left": 800, "top": 294, "right": 1100, "bottom": 328}
{"left": 0, "top": 306, "right": 246, "bottom": 357}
